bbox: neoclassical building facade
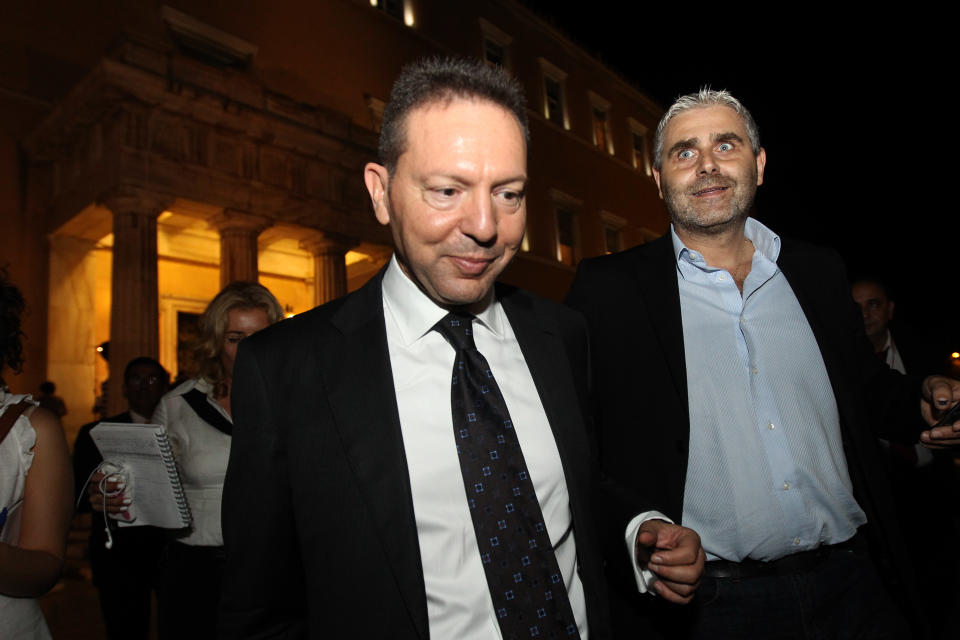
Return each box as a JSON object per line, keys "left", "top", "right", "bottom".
{"left": 1, "top": 0, "right": 667, "bottom": 438}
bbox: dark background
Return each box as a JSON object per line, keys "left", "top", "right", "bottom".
{"left": 522, "top": 4, "right": 958, "bottom": 374}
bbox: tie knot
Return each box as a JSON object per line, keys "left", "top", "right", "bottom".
{"left": 434, "top": 312, "right": 476, "bottom": 351}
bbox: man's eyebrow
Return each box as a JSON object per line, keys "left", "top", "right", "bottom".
{"left": 712, "top": 132, "right": 745, "bottom": 145}
{"left": 666, "top": 137, "right": 698, "bottom": 158}
{"left": 422, "top": 173, "right": 528, "bottom": 187}
{"left": 493, "top": 174, "right": 528, "bottom": 188}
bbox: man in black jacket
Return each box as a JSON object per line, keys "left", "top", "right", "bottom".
{"left": 219, "top": 58, "right": 704, "bottom": 640}
{"left": 74, "top": 356, "right": 168, "bottom": 640}
{"left": 567, "top": 88, "right": 960, "bottom": 639}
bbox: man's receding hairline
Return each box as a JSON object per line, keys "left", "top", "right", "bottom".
{"left": 653, "top": 88, "right": 761, "bottom": 171}
{"left": 389, "top": 94, "right": 528, "bottom": 175}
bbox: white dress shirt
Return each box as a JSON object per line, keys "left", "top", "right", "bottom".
{"left": 381, "top": 257, "right": 588, "bottom": 640}
{"left": 880, "top": 331, "right": 906, "bottom": 375}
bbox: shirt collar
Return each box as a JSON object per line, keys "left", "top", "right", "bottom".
{"left": 671, "top": 217, "right": 782, "bottom": 269}
{"left": 744, "top": 218, "right": 781, "bottom": 262}
{"left": 880, "top": 330, "right": 893, "bottom": 353}
{"left": 382, "top": 255, "right": 504, "bottom": 347}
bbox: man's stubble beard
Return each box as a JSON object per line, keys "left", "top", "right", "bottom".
{"left": 662, "top": 168, "right": 758, "bottom": 237}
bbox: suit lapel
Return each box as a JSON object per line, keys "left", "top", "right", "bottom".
{"left": 500, "top": 289, "right": 589, "bottom": 489}
{"left": 632, "top": 235, "right": 689, "bottom": 412}
{"left": 315, "top": 273, "right": 429, "bottom": 639}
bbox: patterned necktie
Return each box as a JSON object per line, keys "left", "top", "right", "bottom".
{"left": 434, "top": 312, "right": 581, "bottom": 640}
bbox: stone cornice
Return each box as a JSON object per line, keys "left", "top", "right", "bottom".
{"left": 299, "top": 230, "right": 359, "bottom": 256}
{"left": 23, "top": 30, "right": 383, "bottom": 244}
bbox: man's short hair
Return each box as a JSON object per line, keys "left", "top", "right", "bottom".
{"left": 124, "top": 356, "right": 169, "bottom": 384}
{"left": 378, "top": 57, "right": 529, "bottom": 175}
{"left": 852, "top": 276, "right": 895, "bottom": 301}
{"left": 653, "top": 87, "right": 761, "bottom": 171}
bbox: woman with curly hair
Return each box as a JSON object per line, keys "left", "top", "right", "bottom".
{"left": 90, "top": 280, "right": 283, "bottom": 638}
{"left": 0, "top": 268, "right": 73, "bottom": 639}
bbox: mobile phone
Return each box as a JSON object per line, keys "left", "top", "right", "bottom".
{"left": 933, "top": 401, "right": 960, "bottom": 428}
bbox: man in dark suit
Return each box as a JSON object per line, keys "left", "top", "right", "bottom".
{"left": 74, "top": 356, "right": 169, "bottom": 640}
{"left": 566, "top": 89, "right": 960, "bottom": 639}
{"left": 218, "top": 58, "right": 703, "bottom": 640}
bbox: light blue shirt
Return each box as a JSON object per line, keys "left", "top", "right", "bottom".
{"left": 675, "top": 218, "right": 866, "bottom": 562}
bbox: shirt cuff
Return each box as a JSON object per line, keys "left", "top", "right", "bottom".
{"left": 624, "top": 511, "right": 673, "bottom": 594}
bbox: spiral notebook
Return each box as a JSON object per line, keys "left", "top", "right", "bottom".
{"left": 90, "top": 422, "right": 192, "bottom": 529}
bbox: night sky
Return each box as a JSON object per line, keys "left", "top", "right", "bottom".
{"left": 522, "top": 4, "right": 957, "bottom": 371}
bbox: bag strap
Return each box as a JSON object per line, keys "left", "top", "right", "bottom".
{"left": 182, "top": 388, "right": 233, "bottom": 436}
{"left": 0, "top": 399, "right": 31, "bottom": 446}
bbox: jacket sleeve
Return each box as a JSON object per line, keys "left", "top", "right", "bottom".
{"left": 219, "top": 341, "right": 307, "bottom": 639}
{"left": 565, "top": 256, "right": 679, "bottom": 597}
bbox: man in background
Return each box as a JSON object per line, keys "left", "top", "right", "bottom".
{"left": 852, "top": 279, "right": 903, "bottom": 371}
{"left": 37, "top": 381, "right": 66, "bottom": 418}
{"left": 852, "top": 276, "right": 959, "bottom": 637}
{"left": 74, "top": 356, "right": 169, "bottom": 640}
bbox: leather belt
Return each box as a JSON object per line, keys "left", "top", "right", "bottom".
{"left": 703, "top": 533, "right": 862, "bottom": 579}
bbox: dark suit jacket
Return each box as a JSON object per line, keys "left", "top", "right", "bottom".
{"left": 219, "top": 272, "right": 610, "bottom": 639}
{"left": 566, "top": 234, "right": 926, "bottom": 633}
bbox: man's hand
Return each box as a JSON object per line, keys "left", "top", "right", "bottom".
{"left": 635, "top": 519, "right": 705, "bottom": 604}
{"left": 919, "top": 376, "right": 960, "bottom": 449}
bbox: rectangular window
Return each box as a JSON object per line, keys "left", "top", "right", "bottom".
{"left": 370, "top": 0, "right": 412, "bottom": 25}
{"left": 366, "top": 95, "right": 386, "bottom": 132}
{"left": 593, "top": 107, "right": 608, "bottom": 151}
{"left": 628, "top": 118, "right": 652, "bottom": 176}
{"left": 556, "top": 208, "right": 577, "bottom": 266}
{"left": 539, "top": 58, "right": 569, "bottom": 130}
{"left": 545, "top": 77, "right": 564, "bottom": 124}
{"left": 589, "top": 92, "right": 613, "bottom": 154}
{"left": 632, "top": 132, "right": 646, "bottom": 167}
{"left": 600, "top": 211, "right": 626, "bottom": 255}
{"left": 371, "top": 0, "right": 403, "bottom": 19}
{"left": 484, "top": 38, "right": 505, "bottom": 66}
{"left": 479, "top": 18, "right": 513, "bottom": 70}
{"left": 604, "top": 226, "right": 622, "bottom": 254}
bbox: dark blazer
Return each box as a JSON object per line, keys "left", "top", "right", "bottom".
{"left": 219, "top": 272, "right": 610, "bottom": 639}
{"left": 566, "top": 233, "right": 925, "bottom": 632}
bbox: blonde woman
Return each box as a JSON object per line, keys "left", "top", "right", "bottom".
{"left": 91, "top": 281, "right": 283, "bottom": 638}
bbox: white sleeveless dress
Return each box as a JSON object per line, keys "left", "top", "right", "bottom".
{"left": 0, "top": 390, "right": 53, "bottom": 640}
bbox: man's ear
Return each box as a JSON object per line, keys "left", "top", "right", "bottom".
{"left": 364, "top": 162, "right": 391, "bottom": 226}
{"left": 652, "top": 168, "right": 664, "bottom": 200}
{"left": 755, "top": 147, "right": 767, "bottom": 186}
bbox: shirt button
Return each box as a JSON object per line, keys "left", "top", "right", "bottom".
{"left": 751, "top": 367, "right": 759, "bottom": 374}
{"left": 783, "top": 481, "right": 791, "bottom": 490}
{"left": 793, "top": 537, "right": 801, "bottom": 546}
{"left": 717, "top": 273, "right": 726, "bottom": 281}
{"left": 768, "top": 423, "right": 775, "bottom": 430}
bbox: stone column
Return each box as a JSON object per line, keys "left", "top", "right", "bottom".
{"left": 300, "top": 232, "right": 357, "bottom": 306}
{"left": 101, "top": 190, "right": 166, "bottom": 416}
{"left": 209, "top": 209, "right": 271, "bottom": 287}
